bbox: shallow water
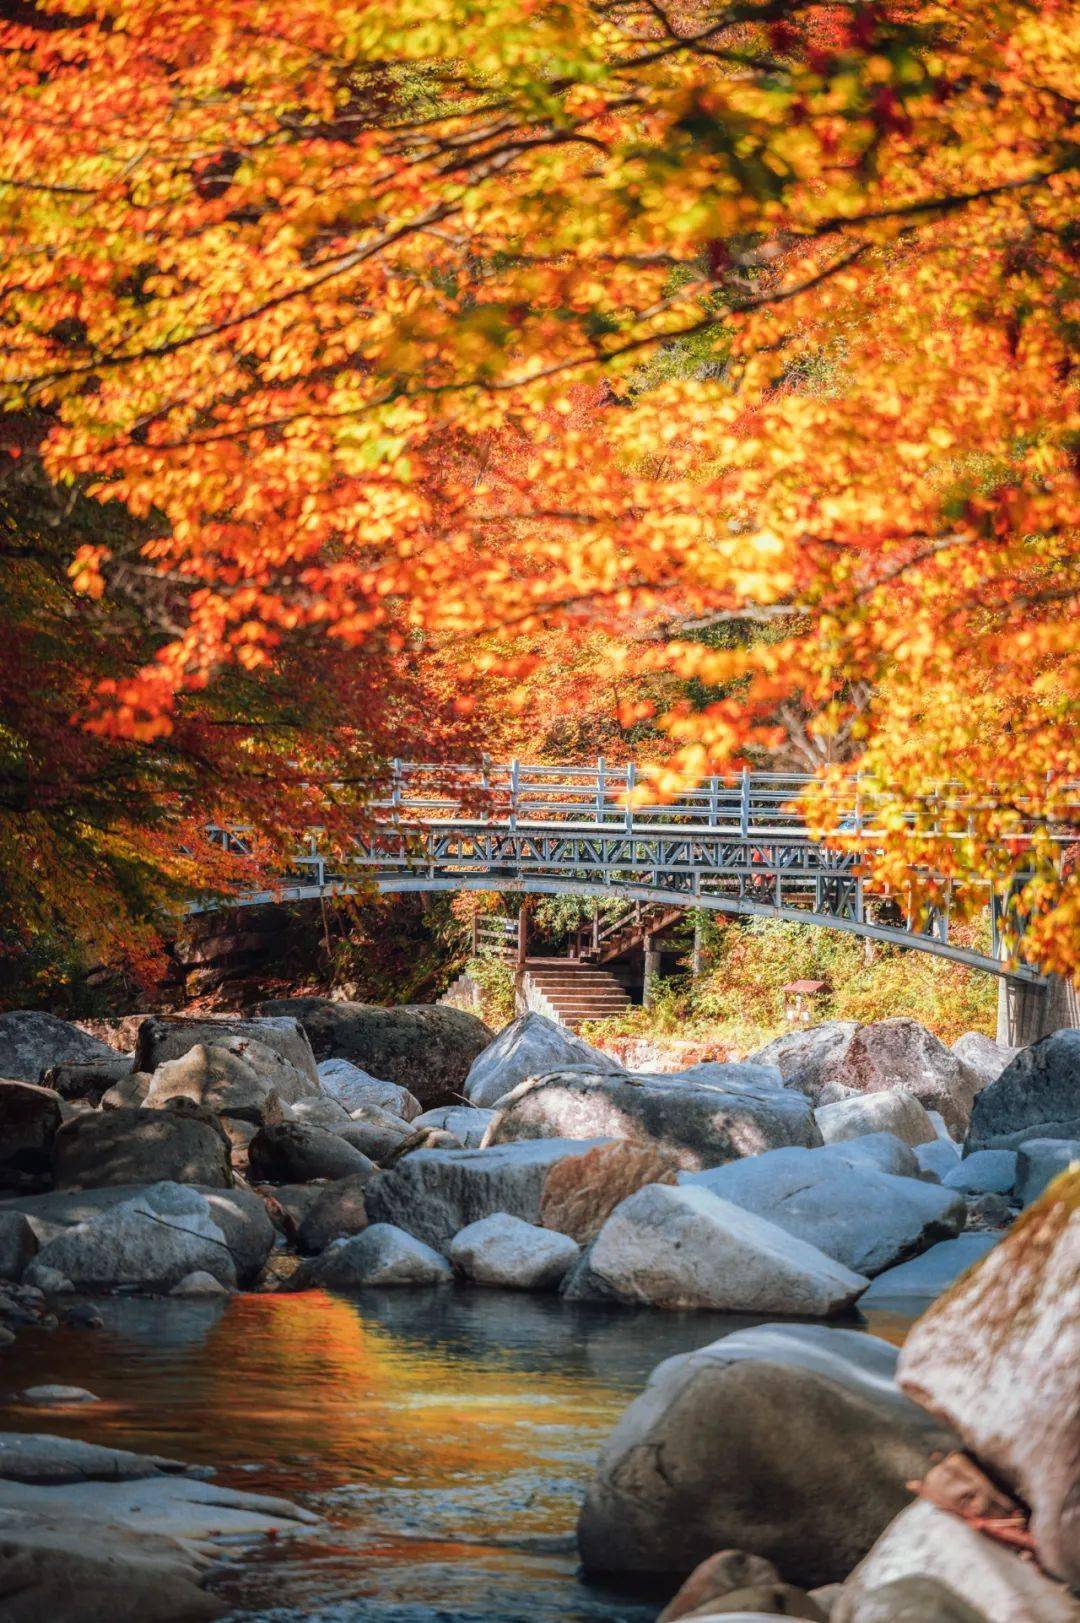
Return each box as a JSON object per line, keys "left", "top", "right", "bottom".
{"left": 0, "top": 1287, "right": 916, "bottom": 1620}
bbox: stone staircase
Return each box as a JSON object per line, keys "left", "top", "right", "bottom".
{"left": 521, "top": 958, "right": 636, "bottom": 1033}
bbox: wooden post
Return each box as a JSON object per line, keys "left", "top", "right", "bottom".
{"left": 471, "top": 911, "right": 478, "bottom": 958}
{"left": 516, "top": 900, "right": 528, "bottom": 973}
{"left": 625, "top": 760, "right": 636, "bottom": 833}
{"left": 509, "top": 758, "right": 520, "bottom": 832}
{"left": 692, "top": 917, "right": 703, "bottom": 977}
{"left": 643, "top": 932, "right": 662, "bottom": 1009}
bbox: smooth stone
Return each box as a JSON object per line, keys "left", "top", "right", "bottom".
{"left": 247, "top": 1121, "right": 375, "bottom": 1183}
{"left": 810, "top": 1019, "right": 980, "bottom": 1137}
{"left": 0, "top": 1011, "right": 116, "bottom": 1083}
{"left": 448, "top": 1212, "right": 579, "bottom": 1289}
{"left": 539, "top": 1139, "right": 680, "bottom": 1244}
{"left": 291, "top": 1223, "right": 452, "bottom": 1289}
{"left": 0, "top": 1473, "right": 317, "bottom": 1547}
{"left": 812, "top": 1132, "right": 921, "bottom": 1179}
{"left": 748, "top": 1023, "right": 859, "bottom": 1103}
{"left": 833, "top": 1574, "right": 989, "bottom": 1622}
{"left": 287, "top": 1095, "right": 352, "bottom": 1129}
{"left": 815, "top": 1090, "right": 935, "bottom": 1149}
{"left": 1016, "top": 1137, "right": 1080, "bottom": 1205}
{"left": 316, "top": 1057, "right": 422, "bottom": 1121}
{"left": 169, "top": 1271, "right": 231, "bottom": 1296}
{"left": 683, "top": 1147, "right": 964, "bottom": 1277}
{"left": 943, "top": 1149, "right": 1017, "bottom": 1196}
{"left": 22, "top": 1264, "right": 73, "bottom": 1293}
{"left": 0, "top": 1081, "right": 63, "bottom": 1189}
{"left": 463, "top": 1011, "right": 622, "bottom": 1108}
{"left": 259, "top": 997, "right": 492, "bottom": 1110}
{"left": 577, "top": 1324, "right": 955, "bottom": 1588}
{"left": 20, "top": 1386, "right": 98, "bottom": 1404}
{"left": 143, "top": 1040, "right": 314, "bottom": 1121}
{"left": 831, "top": 1500, "right": 1080, "bottom": 1623}
{"left": 0, "top": 1431, "right": 205, "bottom": 1484}
{"left": 51, "top": 1104, "right": 232, "bottom": 1191}
{"left": 101, "top": 1071, "right": 151, "bottom": 1110}
{"left": 364, "top": 1137, "right": 615, "bottom": 1253}
{"left": 412, "top": 1105, "right": 494, "bottom": 1147}
{"left": 658, "top": 1550, "right": 782, "bottom": 1622}
{"left": 573, "top": 1183, "right": 868, "bottom": 1314}
{"left": 486, "top": 1066, "right": 821, "bottom": 1170}
{"left": 31, "top": 1182, "right": 237, "bottom": 1293}
{"left": 898, "top": 1168, "right": 1080, "bottom": 1586}
{"left": 952, "top": 1031, "right": 1017, "bottom": 1090}
{"left": 914, "top": 1139, "right": 961, "bottom": 1181}
{"left": 40, "top": 1057, "right": 135, "bottom": 1105}
{"left": 687, "top": 1585, "right": 826, "bottom": 1618}
{"left": 134, "top": 1014, "right": 319, "bottom": 1088}
{"left": 296, "top": 1174, "right": 371, "bottom": 1255}
{"left": 856, "top": 1235, "right": 999, "bottom": 1310}
{"left": 0, "top": 1212, "right": 37, "bottom": 1282}
{"left": 965, "top": 1030, "right": 1080, "bottom": 1152}
{"left": 335, "top": 1106, "right": 412, "bottom": 1163}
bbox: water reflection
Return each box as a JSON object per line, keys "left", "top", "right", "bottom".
{"left": 0, "top": 1287, "right": 919, "bottom": 1620}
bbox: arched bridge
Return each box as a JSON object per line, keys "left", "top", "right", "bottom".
{"left": 202, "top": 759, "right": 1072, "bottom": 982}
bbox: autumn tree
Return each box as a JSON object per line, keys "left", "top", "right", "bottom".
{"left": 0, "top": 0, "right": 1076, "bottom": 974}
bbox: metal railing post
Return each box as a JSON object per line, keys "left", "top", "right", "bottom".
{"left": 596, "top": 756, "right": 606, "bottom": 825}
{"left": 708, "top": 775, "right": 719, "bottom": 826}
{"left": 509, "top": 758, "right": 519, "bottom": 832}
{"left": 740, "top": 766, "right": 750, "bottom": 839}
{"left": 625, "top": 761, "right": 636, "bottom": 834}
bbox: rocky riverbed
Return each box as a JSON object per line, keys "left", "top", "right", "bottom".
{"left": 0, "top": 1002, "right": 1077, "bottom": 1619}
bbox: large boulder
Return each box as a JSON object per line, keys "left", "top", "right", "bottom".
{"left": 0, "top": 1432, "right": 205, "bottom": 1486}
{"left": 897, "top": 1168, "right": 1080, "bottom": 1586}
{"left": 914, "top": 1138, "right": 961, "bottom": 1180}
{"left": 683, "top": 1147, "right": 965, "bottom": 1277}
{"left": 133, "top": 1015, "right": 319, "bottom": 1089}
{"left": 316, "top": 1058, "right": 421, "bottom": 1121}
{"left": 247, "top": 1122, "right": 375, "bottom": 1184}
{"left": 856, "top": 1234, "right": 1001, "bottom": 1313}
{"left": 942, "top": 1149, "right": 1017, "bottom": 1196}
{"left": 831, "top": 1500, "right": 1080, "bottom": 1623}
{"left": 484, "top": 1066, "right": 821, "bottom": 1170}
{"left": 448, "top": 1212, "right": 579, "bottom": 1289}
{"left": 30, "top": 1183, "right": 237, "bottom": 1292}
{"left": 142, "top": 1042, "right": 314, "bottom": 1122}
{"left": 40, "top": 1058, "right": 136, "bottom": 1105}
{"left": 0, "top": 1213, "right": 37, "bottom": 1282}
{"left": 412, "top": 1106, "right": 493, "bottom": 1148}
{"left": 295, "top": 1174, "right": 371, "bottom": 1254}
{"left": 463, "top": 1012, "right": 621, "bottom": 1108}
{"left": 539, "top": 1140, "right": 680, "bottom": 1244}
{"left": 0, "top": 1012, "right": 118, "bottom": 1084}
{"left": 952, "top": 1031, "right": 1017, "bottom": 1091}
{"left": 0, "top": 1183, "right": 271, "bottom": 1284}
{"left": 0, "top": 1081, "right": 63, "bottom": 1190}
{"left": 816, "top": 1088, "right": 936, "bottom": 1149}
{"left": 813, "top": 1019, "right": 980, "bottom": 1137}
{"left": 290, "top": 1223, "right": 452, "bottom": 1288}
{"left": 364, "top": 1138, "right": 613, "bottom": 1253}
{"left": 52, "top": 1105, "right": 232, "bottom": 1191}
{"left": 260, "top": 997, "right": 492, "bottom": 1109}
{"left": 965, "top": 1030, "right": 1080, "bottom": 1152}
{"left": 577, "top": 1323, "right": 955, "bottom": 1587}
{"left": 334, "top": 1105, "right": 412, "bottom": 1163}
{"left": 1015, "top": 1137, "right": 1080, "bottom": 1206}
{"left": 748, "top": 1022, "right": 859, "bottom": 1103}
{"left": 569, "top": 1184, "right": 868, "bottom": 1313}
{"left": 814, "top": 1133, "right": 921, "bottom": 1179}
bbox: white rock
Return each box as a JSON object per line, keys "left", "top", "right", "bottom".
{"left": 942, "top": 1149, "right": 1017, "bottom": 1196}
{"left": 169, "top": 1271, "right": 231, "bottom": 1296}
{"left": 449, "top": 1212, "right": 579, "bottom": 1289}
{"left": 813, "top": 1132, "right": 921, "bottom": 1179}
{"left": 1015, "top": 1137, "right": 1080, "bottom": 1205}
{"left": 316, "top": 1057, "right": 421, "bottom": 1121}
{"left": 816, "top": 1090, "right": 936, "bottom": 1149}
{"left": 831, "top": 1500, "right": 1080, "bottom": 1623}
{"left": 914, "top": 1139, "right": 961, "bottom": 1181}
{"left": 19, "top": 1386, "right": 99, "bottom": 1405}
{"left": 0, "top": 1473, "right": 316, "bottom": 1549}
{"left": 412, "top": 1105, "right": 494, "bottom": 1147}
{"left": 578, "top": 1183, "right": 868, "bottom": 1314}
{"left": 683, "top": 1146, "right": 964, "bottom": 1276}
{"left": 464, "top": 1011, "right": 622, "bottom": 1108}
{"left": 952, "top": 1031, "right": 1017, "bottom": 1090}
{"left": 291, "top": 1223, "right": 453, "bottom": 1288}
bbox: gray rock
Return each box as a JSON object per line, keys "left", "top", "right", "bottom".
{"left": 296, "top": 1174, "right": 371, "bottom": 1254}
{"left": 965, "top": 1191, "right": 1012, "bottom": 1228}
{"left": 336, "top": 1105, "right": 412, "bottom": 1162}
{"left": 247, "top": 1121, "right": 375, "bottom": 1183}
{"left": 253, "top": 1181, "right": 323, "bottom": 1231}
{"left": 833, "top": 1574, "right": 989, "bottom": 1622}
{"left": 0, "top": 1504, "right": 227, "bottom": 1621}
{"left": 32, "top": 1182, "right": 237, "bottom": 1292}
{"left": 576, "top": 1183, "right": 868, "bottom": 1313}
{"left": 21, "top": 1262, "right": 73, "bottom": 1293}
{"left": 134, "top": 1014, "right": 319, "bottom": 1088}
{"left": 448, "top": 1212, "right": 579, "bottom": 1289}
{"left": 413, "top": 1105, "right": 494, "bottom": 1147}
{"left": 1016, "top": 1137, "right": 1080, "bottom": 1205}
{"left": 966, "top": 1031, "right": 1080, "bottom": 1152}
{"left": 316, "top": 1057, "right": 422, "bottom": 1120}
{"left": 463, "top": 1011, "right": 622, "bottom": 1108}
{"left": 287, "top": 1095, "right": 352, "bottom": 1129}
{"left": 101, "top": 1071, "right": 151, "bottom": 1110}
{"left": 898, "top": 1168, "right": 1080, "bottom": 1587}
{"left": 943, "top": 1149, "right": 1017, "bottom": 1196}
{"left": 0, "top": 1080, "right": 63, "bottom": 1189}
{"left": 260, "top": 997, "right": 492, "bottom": 1109}
{"left": 40, "top": 1057, "right": 135, "bottom": 1104}
{"left": 52, "top": 1104, "right": 231, "bottom": 1191}
{"left": 364, "top": 1137, "right": 614, "bottom": 1253}
{"left": 816, "top": 1089, "right": 936, "bottom": 1149}
{"left": 0, "top": 1212, "right": 37, "bottom": 1281}
{"left": 20, "top": 1386, "right": 99, "bottom": 1404}
{"left": 657, "top": 1550, "right": 783, "bottom": 1622}
{"left": 577, "top": 1323, "right": 955, "bottom": 1587}
{"left": 0, "top": 1472, "right": 317, "bottom": 1547}
{"left": 856, "top": 1235, "right": 999, "bottom": 1311}
{"left": 169, "top": 1271, "right": 231, "bottom": 1296}
{"left": 830, "top": 1500, "right": 1080, "bottom": 1623}
{"left": 143, "top": 1040, "right": 314, "bottom": 1121}
{"left": 0, "top": 1431, "right": 205, "bottom": 1485}
{"left": 812, "top": 1133, "right": 921, "bottom": 1179}
{"left": 952, "top": 1031, "right": 1017, "bottom": 1091}
{"left": 686, "top": 1583, "right": 827, "bottom": 1618}
{"left": 0, "top": 1011, "right": 117, "bottom": 1083}
{"left": 914, "top": 1139, "right": 961, "bottom": 1181}
{"left": 749, "top": 1023, "right": 859, "bottom": 1103}
{"left": 486, "top": 1066, "right": 821, "bottom": 1170}
{"left": 683, "top": 1147, "right": 964, "bottom": 1277}
{"left": 291, "top": 1223, "right": 452, "bottom": 1288}
{"left": 812, "top": 1019, "right": 981, "bottom": 1137}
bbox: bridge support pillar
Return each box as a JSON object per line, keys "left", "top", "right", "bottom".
{"left": 997, "top": 973, "right": 1080, "bottom": 1047}
{"left": 643, "top": 934, "right": 662, "bottom": 1010}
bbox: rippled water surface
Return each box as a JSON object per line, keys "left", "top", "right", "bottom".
{"left": 0, "top": 1288, "right": 915, "bottom": 1621}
